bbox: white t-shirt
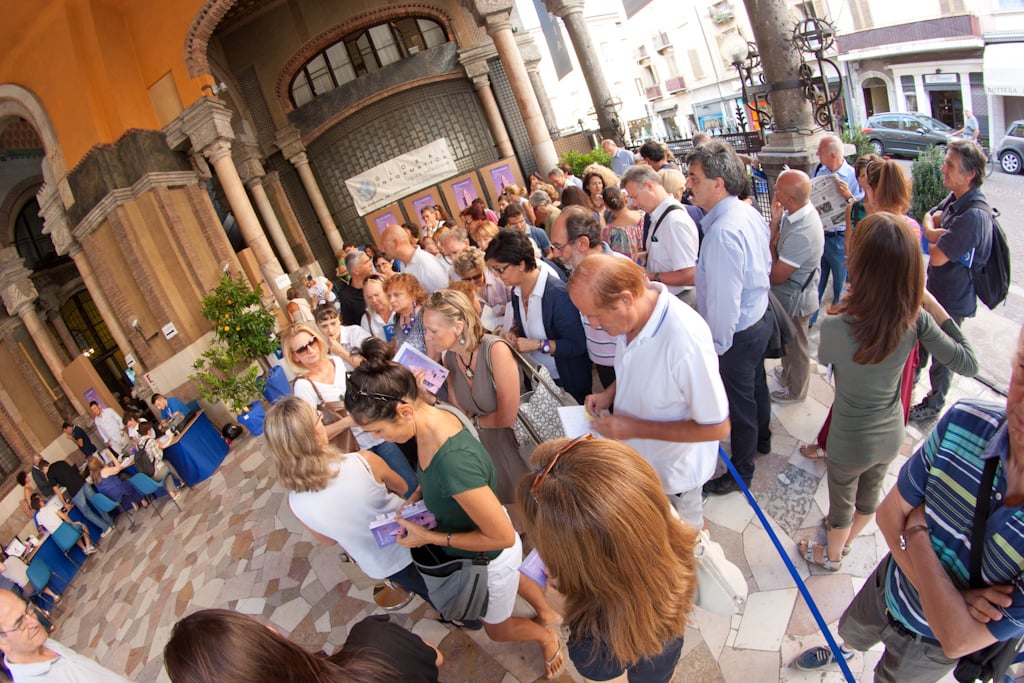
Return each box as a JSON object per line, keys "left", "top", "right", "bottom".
{"left": 646, "top": 197, "right": 699, "bottom": 296}
{"left": 292, "top": 356, "right": 382, "bottom": 449}
{"left": 613, "top": 283, "right": 728, "bottom": 493}
{"left": 331, "top": 325, "right": 371, "bottom": 371}
{"left": 404, "top": 248, "right": 450, "bottom": 293}
{"left": 307, "top": 276, "right": 336, "bottom": 305}
{"left": 34, "top": 504, "right": 64, "bottom": 536}
{"left": 288, "top": 454, "right": 410, "bottom": 580}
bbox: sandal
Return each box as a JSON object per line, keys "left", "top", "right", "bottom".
{"left": 543, "top": 626, "right": 566, "bottom": 680}
{"left": 798, "top": 540, "right": 842, "bottom": 572}
{"left": 799, "top": 443, "right": 826, "bottom": 459}
{"left": 822, "top": 520, "right": 852, "bottom": 557}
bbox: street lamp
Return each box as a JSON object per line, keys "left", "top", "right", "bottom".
{"left": 722, "top": 33, "right": 769, "bottom": 143}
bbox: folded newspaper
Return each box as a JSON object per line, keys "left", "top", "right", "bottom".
{"left": 809, "top": 175, "right": 849, "bottom": 230}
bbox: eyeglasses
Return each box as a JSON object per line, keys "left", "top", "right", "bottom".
{"left": 292, "top": 338, "right": 318, "bottom": 355}
{"left": 462, "top": 271, "right": 485, "bottom": 284}
{"left": 345, "top": 372, "right": 402, "bottom": 403}
{"left": 550, "top": 241, "right": 567, "bottom": 251}
{"left": 530, "top": 434, "right": 594, "bottom": 501}
{"left": 490, "top": 264, "right": 511, "bottom": 276}
{"left": 0, "top": 604, "right": 34, "bottom": 636}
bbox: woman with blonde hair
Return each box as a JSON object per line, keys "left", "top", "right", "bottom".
{"left": 345, "top": 343, "right": 565, "bottom": 678}
{"left": 799, "top": 213, "right": 977, "bottom": 571}
{"left": 518, "top": 436, "right": 698, "bottom": 682}
{"left": 452, "top": 246, "right": 511, "bottom": 316}
{"left": 502, "top": 184, "right": 537, "bottom": 226}
{"left": 263, "top": 396, "right": 429, "bottom": 606}
{"left": 424, "top": 290, "right": 526, "bottom": 504}
{"left": 87, "top": 455, "right": 146, "bottom": 510}
{"left": 383, "top": 273, "right": 429, "bottom": 355}
{"left": 280, "top": 322, "right": 417, "bottom": 496}
{"left": 468, "top": 220, "right": 500, "bottom": 252}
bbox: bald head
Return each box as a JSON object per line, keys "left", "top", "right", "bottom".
{"left": 816, "top": 135, "right": 845, "bottom": 171}
{"left": 381, "top": 224, "right": 415, "bottom": 262}
{"left": 774, "top": 169, "right": 811, "bottom": 212}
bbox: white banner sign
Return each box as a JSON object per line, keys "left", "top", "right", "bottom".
{"left": 345, "top": 138, "right": 458, "bottom": 216}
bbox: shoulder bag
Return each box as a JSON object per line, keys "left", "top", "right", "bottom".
{"left": 694, "top": 529, "right": 749, "bottom": 616}
{"left": 292, "top": 377, "right": 359, "bottom": 453}
{"left": 410, "top": 543, "right": 490, "bottom": 622}
{"left": 486, "top": 341, "right": 575, "bottom": 447}
{"left": 953, "top": 446, "right": 1024, "bottom": 683}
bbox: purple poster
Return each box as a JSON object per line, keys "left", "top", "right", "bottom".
{"left": 374, "top": 211, "right": 398, "bottom": 236}
{"left": 451, "top": 179, "right": 478, "bottom": 209}
{"left": 489, "top": 164, "right": 514, "bottom": 197}
{"left": 412, "top": 194, "right": 438, "bottom": 226}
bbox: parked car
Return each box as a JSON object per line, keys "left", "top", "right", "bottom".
{"left": 861, "top": 112, "right": 954, "bottom": 158}
{"left": 996, "top": 120, "right": 1024, "bottom": 174}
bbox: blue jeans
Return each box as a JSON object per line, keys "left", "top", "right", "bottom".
{"left": 74, "top": 484, "right": 113, "bottom": 531}
{"left": 370, "top": 441, "right": 418, "bottom": 498}
{"left": 812, "top": 233, "right": 846, "bottom": 324}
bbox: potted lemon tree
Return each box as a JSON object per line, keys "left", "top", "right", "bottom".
{"left": 190, "top": 273, "right": 279, "bottom": 435}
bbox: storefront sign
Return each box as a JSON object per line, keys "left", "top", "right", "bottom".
{"left": 345, "top": 139, "right": 457, "bottom": 216}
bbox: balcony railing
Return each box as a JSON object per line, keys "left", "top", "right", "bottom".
{"left": 664, "top": 76, "right": 687, "bottom": 92}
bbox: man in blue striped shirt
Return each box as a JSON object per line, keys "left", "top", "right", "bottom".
{"left": 797, "top": 327, "right": 1024, "bottom": 681}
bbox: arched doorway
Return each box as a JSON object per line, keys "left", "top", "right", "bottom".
{"left": 862, "top": 76, "right": 889, "bottom": 117}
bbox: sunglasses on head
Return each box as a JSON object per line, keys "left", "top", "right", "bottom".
{"left": 530, "top": 434, "right": 595, "bottom": 501}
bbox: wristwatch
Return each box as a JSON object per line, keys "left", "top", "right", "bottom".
{"left": 539, "top": 339, "right": 552, "bottom": 355}
{"left": 899, "top": 524, "right": 929, "bottom": 550}
{"left": 845, "top": 196, "right": 855, "bottom": 204}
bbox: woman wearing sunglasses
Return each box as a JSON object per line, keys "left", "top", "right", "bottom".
{"left": 344, "top": 340, "right": 565, "bottom": 679}
{"left": 280, "top": 323, "right": 417, "bottom": 497}
{"left": 519, "top": 436, "right": 698, "bottom": 683}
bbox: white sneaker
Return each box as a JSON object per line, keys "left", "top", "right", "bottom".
{"left": 100, "top": 527, "right": 114, "bottom": 538}
{"left": 84, "top": 547, "right": 97, "bottom": 555}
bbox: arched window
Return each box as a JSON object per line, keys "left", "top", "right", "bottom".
{"left": 14, "top": 198, "right": 60, "bottom": 271}
{"left": 290, "top": 17, "right": 448, "bottom": 107}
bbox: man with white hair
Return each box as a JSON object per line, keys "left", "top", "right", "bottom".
{"left": 529, "top": 190, "right": 561, "bottom": 235}
{"left": 601, "top": 139, "right": 637, "bottom": 176}
{"left": 811, "top": 134, "right": 864, "bottom": 322}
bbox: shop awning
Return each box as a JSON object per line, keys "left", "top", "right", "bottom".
{"left": 984, "top": 43, "right": 1024, "bottom": 96}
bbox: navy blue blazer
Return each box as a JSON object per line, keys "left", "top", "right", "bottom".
{"left": 510, "top": 271, "right": 592, "bottom": 404}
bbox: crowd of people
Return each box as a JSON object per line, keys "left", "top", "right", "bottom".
{"left": 2, "top": 134, "right": 1018, "bottom": 683}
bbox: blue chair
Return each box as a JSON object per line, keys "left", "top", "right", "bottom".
{"left": 127, "top": 473, "right": 182, "bottom": 515}
{"left": 51, "top": 523, "right": 85, "bottom": 568}
{"left": 90, "top": 491, "right": 134, "bottom": 530}
{"left": 25, "top": 559, "right": 62, "bottom": 615}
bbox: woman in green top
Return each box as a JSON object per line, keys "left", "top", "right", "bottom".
{"left": 800, "top": 213, "right": 978, "bottom": 571}
{"left": 344, "top": 339, "right": 565, "bottom": 679}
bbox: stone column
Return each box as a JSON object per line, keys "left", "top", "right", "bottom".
{"left": 544, "top": 0, "right": 618, "bottom": 142}
{"left": 741, "top": 0, "right": 819, "bottom": 182}
{"left": 462, "top": 56, "right": 515, "bottom": 158}
{"left": 473, "top": 1, "right": 559, "bottom": 173}
{"left": 38, "top": 184, "right": 138, "bottom": 369}
{"left": 49, "top": 313, "right": 79, "bottom": 358}
{"left": 238, "top": 149, "right": 300, "bottom": 273}
{"left": 0, "top": 249, "right": 85, "bottom": 414}
{"left": 165, "top": 97, "right": 288, "bottom": 307}
{"left": 263, "top": 171, "right": 315, "bottom": 266}
{"left": 275, "top": 126, "right": 345, "bottom": 255}
{"left": 519, "top": 38, "right": 559, "bottom": 137}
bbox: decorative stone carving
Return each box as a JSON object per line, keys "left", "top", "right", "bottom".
{"left": 164, "top": 96, "right": 236, "bottom": 153}
{"left": 0, "top": 248, "right": 39, "bottom": 317}
{"left": 274, "top": 126, "right": 307, "bottom": 163}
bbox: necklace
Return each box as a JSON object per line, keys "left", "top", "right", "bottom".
{"left": 401, "top": 303, "right": 417, "bottom": 336}
{"left": 457, "top": 348, "right": 478, "bottom": 380}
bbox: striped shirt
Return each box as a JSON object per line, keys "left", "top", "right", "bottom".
{"left": 888, "top": 399, "right": 1024, "bottom": 641}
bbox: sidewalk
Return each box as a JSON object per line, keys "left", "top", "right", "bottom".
{"left": 45, "top": 311, "right": 1016, "bottom": 682}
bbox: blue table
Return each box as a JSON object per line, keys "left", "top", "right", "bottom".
{"left": 164, "top": 411, "right": 229, "bottom": 485}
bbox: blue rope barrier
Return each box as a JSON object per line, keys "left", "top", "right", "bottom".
{"left": 717, "top": 445, "right": 856, "bottom": 682}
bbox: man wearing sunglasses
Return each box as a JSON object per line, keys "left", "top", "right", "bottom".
{"left": 0, "top": 589, "right": 130, "bottom": 681}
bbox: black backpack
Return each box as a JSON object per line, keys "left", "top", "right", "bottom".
{"left": 966, "top": 199, "right": 1010, "bottom": 309}
{"left": 134, "top": 439, "right": 155, "bottom": 478}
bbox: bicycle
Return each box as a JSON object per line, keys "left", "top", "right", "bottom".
{"left": 985, "top": 146, "right": 997, "bottom": 177}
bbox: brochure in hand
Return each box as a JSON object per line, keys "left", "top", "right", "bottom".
{"left": 394, "top": 342, "right": 449, "bottom": 395}
{"left": 369, "top": 500, "right": 438, "bottom": 548}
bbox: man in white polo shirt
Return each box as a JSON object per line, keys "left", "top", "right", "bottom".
{"left": 569, "top": 254, "right": 730, "bottom": 528}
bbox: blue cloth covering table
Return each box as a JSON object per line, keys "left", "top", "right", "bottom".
{"left": 163, "top": 411, "right": 229, "bottom": 485}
